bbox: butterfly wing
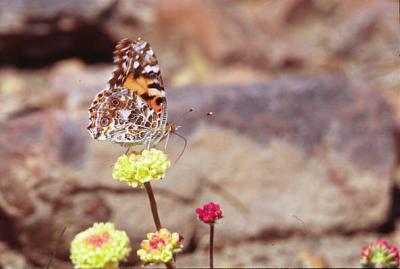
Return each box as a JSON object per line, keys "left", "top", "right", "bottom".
{"left": 87, "top": 38, "right": 168, "bottom": 145}
{"left": 110, "top": 38, "right": 167, "bottom": 113}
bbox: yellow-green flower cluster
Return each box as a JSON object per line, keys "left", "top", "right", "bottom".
{"left": 70, "top": 222, "right": 131, "bottom": 269}
{"left": 112, "top": 149, "right": 171, "bottom": 188}
{"left": 137, "top": 228, "right": 183, "bottom": 264}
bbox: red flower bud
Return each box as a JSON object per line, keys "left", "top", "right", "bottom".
{"left": 195, "top": 202, "right": 223, "bottom": 224}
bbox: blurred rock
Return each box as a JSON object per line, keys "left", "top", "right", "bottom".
{"left": 329, "top": 1, "right": 397, "bottom": 58}
{"left": 166, "top": 74, "right": 396, "bottom": 242}
{"left": 1, "top": 69, "right": 395, "bottom": 267}
{"left": 0, "top": 0, "right": 397, "bottom": 95}
{"left": 0, "top": 241, "right": 32, "bottom": 269}
{"left": 0, "top": 0, "right": 116, "bottom": 33}
{"left": 297, "top": 250, "right": 328, "bottom": 268}
{"left": 48, "top": 59, "right": 112, "bottom": 111}
{"left": 0, "top": 0, "right": 398, "bottom": 267}
{"left": 0, "top": 0, "right": 117, "bottom": 66}
{"left": 178, "top": 233, "right": 378, "bottom": 268}
{"left": 0, "top": 68, "right": 64, "bottom": 121}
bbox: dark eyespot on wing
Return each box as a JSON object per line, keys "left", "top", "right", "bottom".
{"left": 148, "top": 82, "right": 161, "bottom": 89}
{"left": 141, "top": 92, "right": 153, "bottom": 101}
{"left": 155, "top": 97, "right": 163, "bottom": 105}
{"left": 110, "top": 97, "right": 121, "bottom": 107}
{"left": 100, "top": 117, "right": 110, "bottom": 126}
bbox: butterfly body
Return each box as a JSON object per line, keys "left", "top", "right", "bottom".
{"left": 87, "top": 38, "right": 173, "bottom": 147}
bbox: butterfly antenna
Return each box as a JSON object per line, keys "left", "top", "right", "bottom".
{"left": 172, "top": 131, "right": 187, "bottom": 164}
{"left": 179, "top": 107, "right": 195, "bottom": 121}
{"left": 180, "top": 109, "right": 214, "bottom": 123}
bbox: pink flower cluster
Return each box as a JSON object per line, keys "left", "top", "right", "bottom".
{"left": 195, "top": 202, "right": 223, "bottom": 224}
{"left": 137, "top": 228, "right": 184, "bottom": 264}
{"left": 85, "top": 231, "right": 110, "bottom": 247}
{"left": 360, "top": 239, "right": 399, "bottom": 268}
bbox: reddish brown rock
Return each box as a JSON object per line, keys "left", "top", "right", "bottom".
{"left": 178, "top": 233, "right": 378, "bottom": 268}
{"left": 0, "top": 0, "right": 398, "bottom": 267}
{"left": 165, "top": 74, "right": 396, "bottom": 240}
{"left": 0, "top": 71, "right": 396, "bottom": 267}
{"left": 168, "top": 75, "right": 396, "bottom": 177}
{"left": 0, "top": 241, "right": 32, "bottom": 269}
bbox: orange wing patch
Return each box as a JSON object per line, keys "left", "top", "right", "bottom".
{"left": 123, "top": 74, "right": 147, "bottom": 95}
{"left": 123, "top": 74, "right": 163, "bottom": 112}
{"left": 108, "top": 38, "right": 166, "bottom": 113}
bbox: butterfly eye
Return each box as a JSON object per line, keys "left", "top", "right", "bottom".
{"left": 100, "top": 118, "right": 110, "bottom": 126}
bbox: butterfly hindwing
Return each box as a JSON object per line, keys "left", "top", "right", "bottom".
{"left": 87, "top": 38, "right": 169, "bottom": 146}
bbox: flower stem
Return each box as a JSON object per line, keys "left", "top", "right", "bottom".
{"left": 166, "top": 259, "right": 176, "bottom": 269}
{"left": 46, "top": 227, "right": 66, "bottom": 269}
{"left": 144, "top": 182, "right": 162, "bottom": 230}
{"left": 209, "top": 224, "right": 214, "bottom": 269}
{"left": 144, "top": 182, "right": 176, "bottom": 269}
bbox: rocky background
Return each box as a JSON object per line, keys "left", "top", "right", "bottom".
{"left": 0, "top": 0, "right": 399, "bottom": 268}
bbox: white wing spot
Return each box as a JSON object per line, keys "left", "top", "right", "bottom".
{"left": 148, "top": 88, "right": 160, "bottom": 96}
{"left": 119, "top": 109, "right": 131, "bottom": 121}
{"left": 143, "top": 65, "right": 160, "bottom": 73}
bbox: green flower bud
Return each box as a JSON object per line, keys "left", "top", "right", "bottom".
{"left": 112, "top": 149, "right": 171, "bottom": 188}
{"left": 70, "top": 222, "right": 131, "bottom": 269}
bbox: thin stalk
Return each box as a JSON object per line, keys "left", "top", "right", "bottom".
{"left": 144, "top": 182, "right": 162, "bottom": 230}
{"left": 144, "top": 182, "right": 175, "bottom": 269}
{"left": 46, "top": 227, "right": 66, "bottom": 269}
{"left": 209, "top": 224, "right": 214, "bottom": 269}
{"left": 166, "top": 259, "right": 176, "bottom": 269}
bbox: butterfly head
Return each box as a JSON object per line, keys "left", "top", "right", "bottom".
{"left": 167, "top": 122, "right": 179, "bottom": 133}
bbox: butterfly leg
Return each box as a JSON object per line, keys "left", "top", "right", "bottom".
{"left": 145, "top": 129, "right": 153, "bottom": 150}
{"left": 146, "top": 140, "right": 151, "bottom": 150}
{"left": 125, "top": 147, "right": 131, "bottom": 155}
{"left": 163, "top": 131, "right": 171, "bottom": 152}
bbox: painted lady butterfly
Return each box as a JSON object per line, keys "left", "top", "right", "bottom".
{"left": 87, "top": 38, "right": 176, "bottom": 147}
